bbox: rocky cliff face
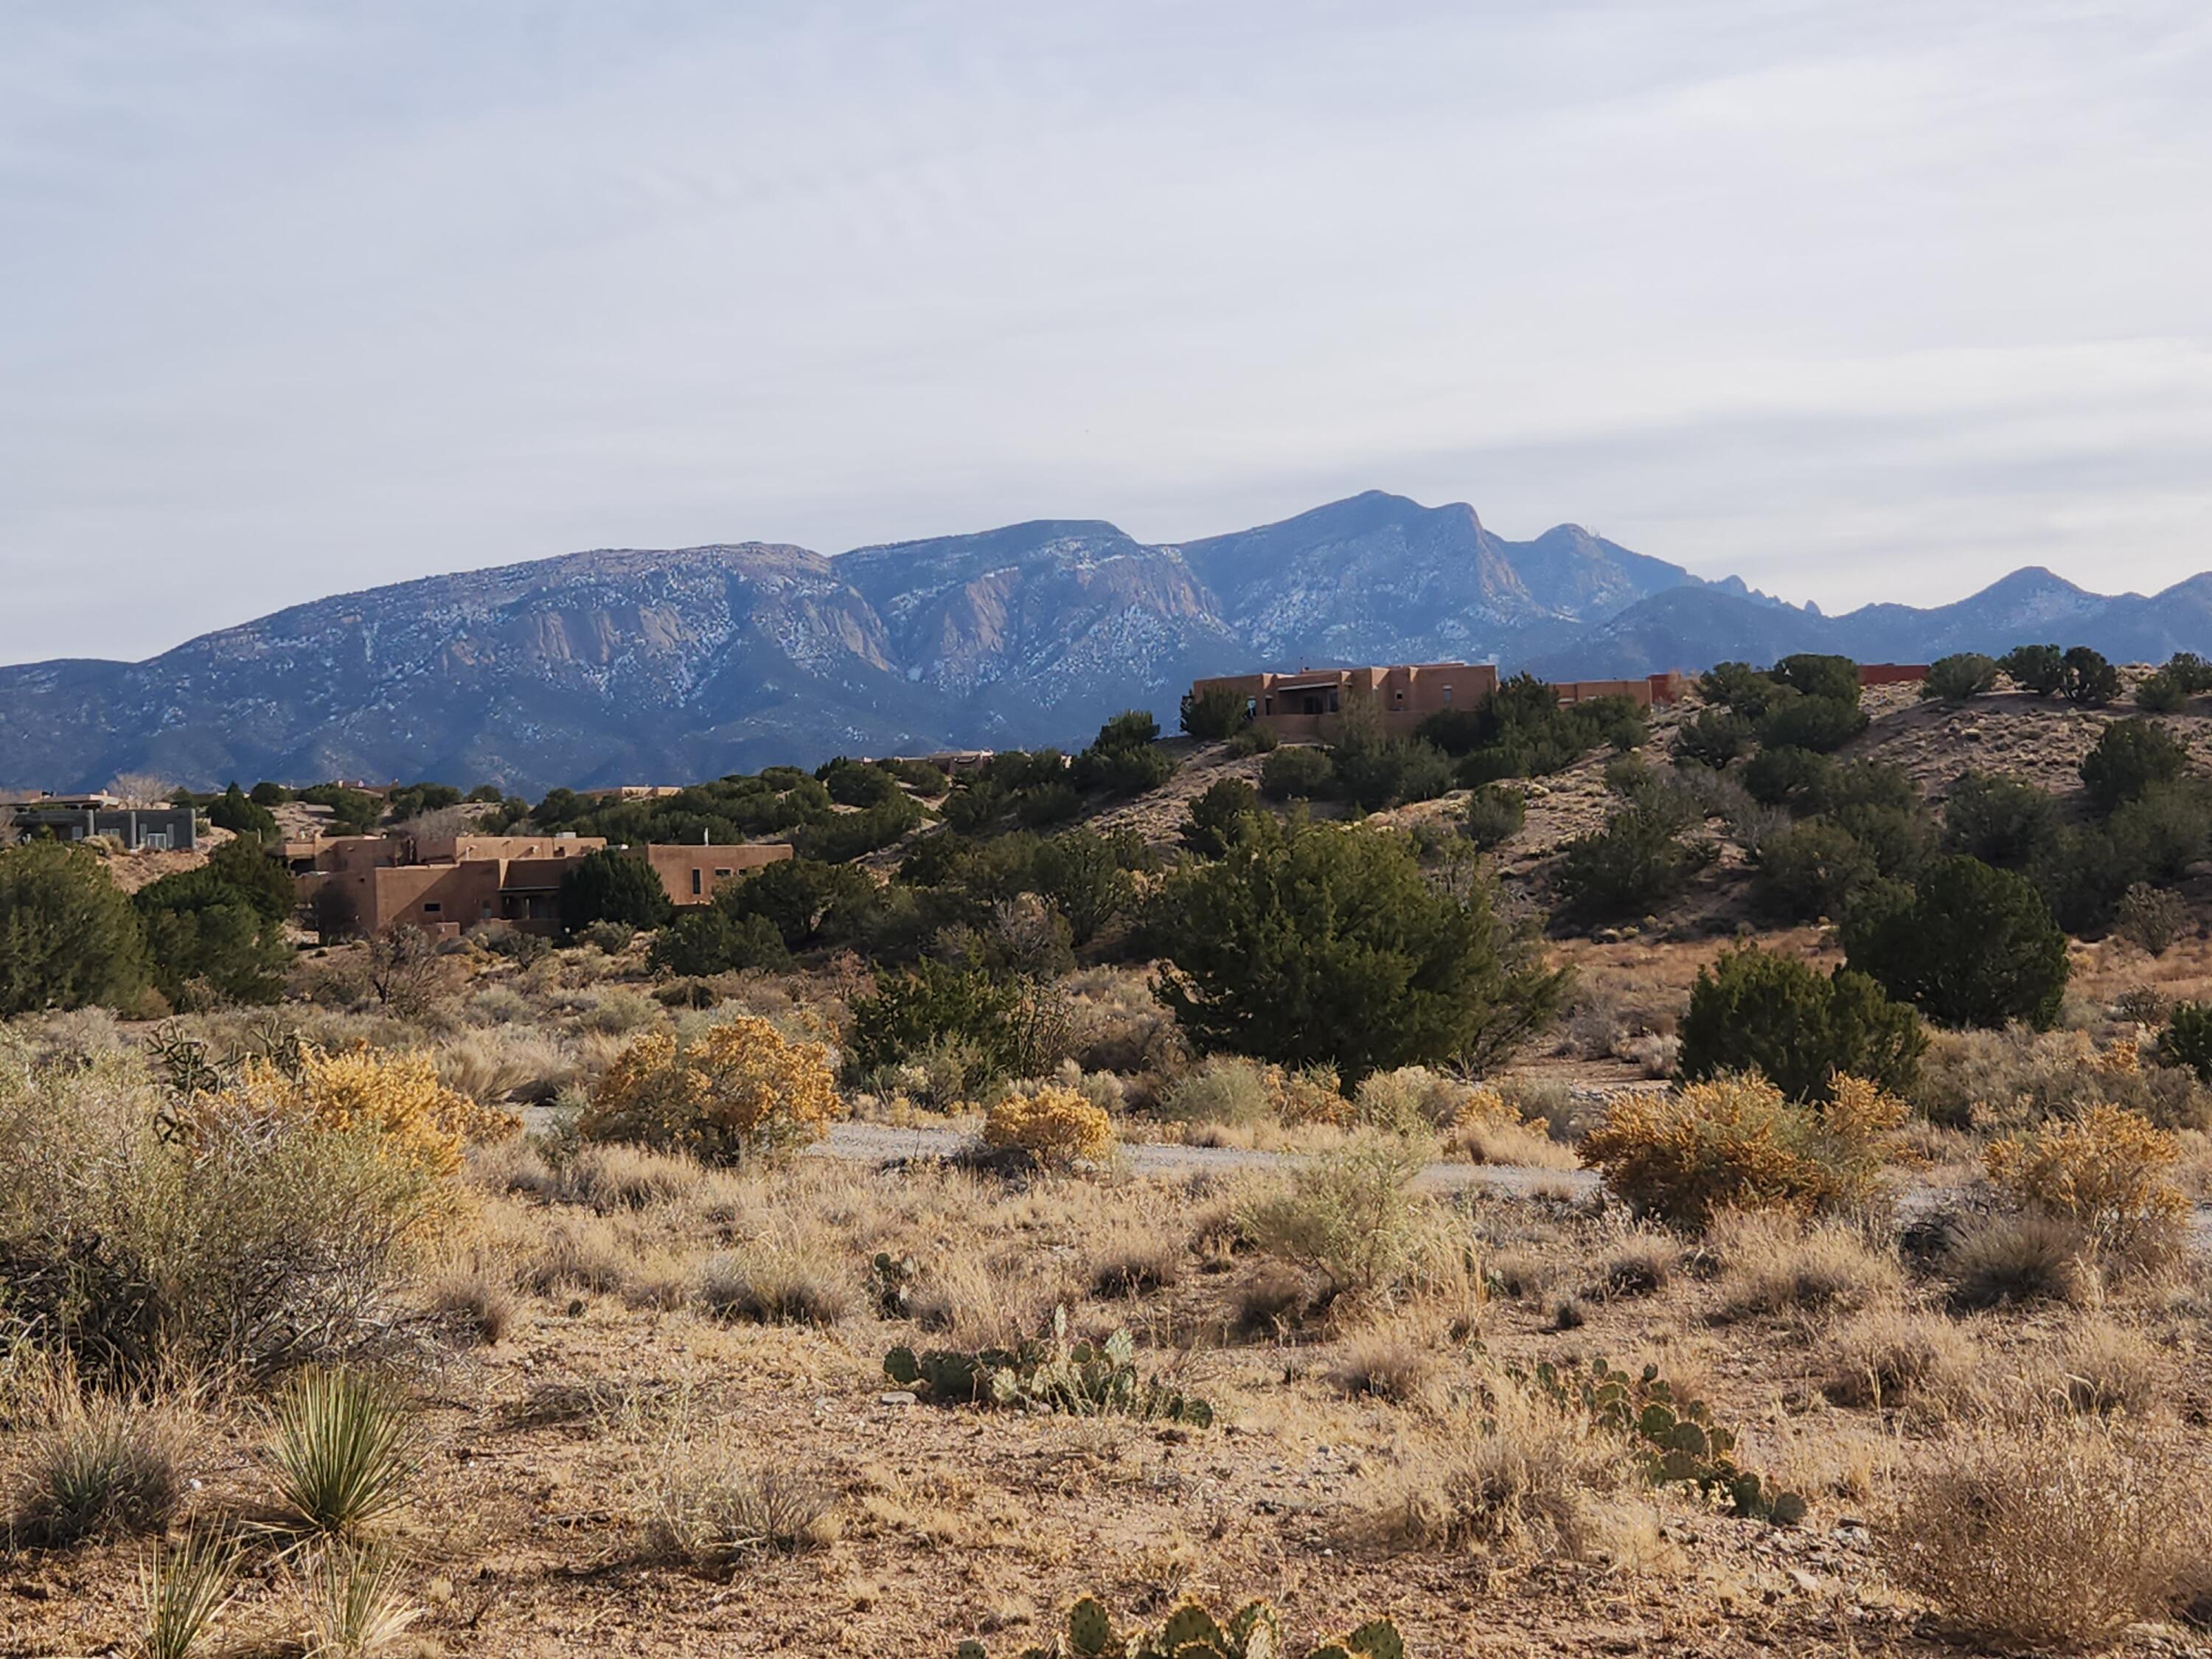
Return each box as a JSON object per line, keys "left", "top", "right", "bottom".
{"left": 1, "top": 493, "right": 2198, "bottom": 793}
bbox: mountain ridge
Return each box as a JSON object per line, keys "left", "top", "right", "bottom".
{"left": 1, "top": 494, "right": 2203, "bottom": 794}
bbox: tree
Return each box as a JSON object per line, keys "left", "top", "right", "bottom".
{"left": 1031, "top": 827, "right": 1138, "bottom": 945}
{"left": 648, "top": 907, "right": 790, "bottom": 977}
{"left": 1152, "top": 816, "right": 1568, "bottom": 1079}
{"left": 2058, "top": 646, "right": 2120, "bottom": 707}
{"left": 1742, "top": 746, "right": 1833, "bottom": 810}
{"left": 1180, "top": 684, "right": 1250, "bottom": 740}
{"left": 1942, "top": 771, "right": 2058, "bottom": 869}
{"left": 0, "top": 842, "right": 148, "bottom": 1016}
{"left": 1922, "top": 653, "right": 1999, "bottom": 702}
{"left": 1461, "top": 784, "right": 1526, "bottom": 851}
{"left": 720, "top": 858, "right": 877, "bottom": 949}
{"left": 1180, "top": 777, "right": 1262, "bottom": 858}
{"left": 1554, "top": 805, "right": 1714, "bottom": 922}
{"left": 134, "top": 867, "right": 290, "bottom": 1005}
{"left": 1698, "top": 661, "right": 1787, "bottom": 718}
{"left": 1750, "top": 819, "right": 1879, "bottom": 922}
{"left": 2134, "top": 671, "right": 2188, "bottom": 714}
{"left": 248, "top": 780, "right": 293, "bottom": 807}
{"left": 1770, "top": 653, "right": 1862, "bottom": 706}
{"left": 1760, "top": 696, "right": 1868, "bottom": 754}
{"left": 1842, "top": 855, "right": 2070, "bottom": 1029}
{"left": 1678, "top": 946, "right": 1926, "bottom": 1102}
{"left": 557, "top": 848, "right": 674, "bottom": 935}
{"left": 204, "top": 836, "right": 299, "bottom": 922}
{"left": 2000, "top": 644, "right": 2065, "bottom": 697}
{"left": 1258, "top": 747, "right": 1334, "bottom": 801}
{"left": 1672, "top": 709, "right": 1753, "bottom": 769}
{"left": 2080, "top": 717, "right": 2191, "bottom": 813}
{"left": 208, "top": 782, "right": 277, "bottom": 839}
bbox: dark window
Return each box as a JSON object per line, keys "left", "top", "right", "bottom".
{"left": 691, "top": 869, "right": 703, "bottom": 895}
{"left": 422, "top": 902, "right": 442, "bottom": 914}
{"left": 714, "top": 868, "right": 731, "bottom": 879}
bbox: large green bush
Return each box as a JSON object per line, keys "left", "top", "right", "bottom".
{"left": 1031, "top": 827, "right": 1140, "bottom": 945}
{"left": 134, "top": 868, "right": 290, "bottom": 1006}
{"left": 1760, "top": 696, "right": 1868, "bottom": 754}
{"left": 206, "top": 782, "right": 277, "bottom": 839}
{"left": 1941, "top": 771, "right": 2058, "bottom": 869}
{"left": 0, "top": 843, "right": 149, "bottom": 1017}
{"left": 1259, "top": 746, "right": 1335, "bottom": 801}
{"left": 1461, "top": 784, "right": 1526, "bottom": 851}
{"left": 647, "top": 907, "right": 790, "bottom": 977}
{"left": 1749, "top": 819, "right": 1879, "bottom": 922}
{"left": 1742, "top": 746, "right": 1832, "bottom": 809}
{"left": 1843, "top": 855, "right": 2070, "bottom": 1029}
{"left": 2079, "top": 718, "right": 2191, "bottom": 813}
{"left": 720, "top": 858, "right": 879, "bottom": 949}
{"left": 1770, "top": 654, "right": 1863, "bottom": 706}
{"left": 1554, "top": 805, "right": 1714, "bottom": 921}
{"left": 2057, "top": 646, "right": 2120, "bottom": 707}
{"left": 846, "top": 959, "right": 1023, "bottom": 1078}
{"left": 1677, "top": 946, "right": 1925, "bottom": 1101}
{"left": 557, "top": 848, "right": 675, "bottom": 935}
{"left": 1180, "top": 777, "right": 1262, "bottom": 858}
{"left": 1921, "top": 653, "right": 1998, "bottom": 702}
{"left": 1179, "top": 683, "right": 1250, "bottom": 740}
{"left": 1999, "top": 644, "right": 2065, "bottom": 697}
{"left": 1672, "top": 709, "right": 1754, "bottom": 769}
{"left": 1152, "top": 816, "right": 1568, "bottom": 1079}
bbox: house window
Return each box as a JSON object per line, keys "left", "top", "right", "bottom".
{"left": 714, "top": 868, "right": 732, "bottom": 879}
{"left": 422, "top": 902, "right": 442, "bottom": 914}
{"left": 1326, "top": 690, "right": 1340, "bottom": 712}
{"left": 692, "top": 869, "right": 703, "bottom": 896}
{"left": 1442, "top": 686, "right": 1453, "bottom": 706}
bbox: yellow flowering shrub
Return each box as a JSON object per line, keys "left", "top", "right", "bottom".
{"left": 190, "top": 1044, "right": 512, "bottom": 1179}
{"left": 1985, "top": 1104, "right": 2187, "bottom": 1259}
{"left": 580, "top": 1017, "right": 843, "bottom": 1165}
{"left": 1579, "top": 1071, "right": 1906, "bottom": 1226}
{"left": 983, "top": 1084, "right": 1115, "bottom": 1169}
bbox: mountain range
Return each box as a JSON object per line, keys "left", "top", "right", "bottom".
{"left": 3, "top": 490, "right": 2205, "bottom": 795}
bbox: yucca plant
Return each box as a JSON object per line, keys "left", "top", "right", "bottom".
{"left": 303, "top": 1540, "right": 421, "bottom": 1658}
{"left": 265, "top": 1368, "right": 414, "bottom": 1537}
{"left": 139, "top": 1526, "right": 241, "bottom": 1659}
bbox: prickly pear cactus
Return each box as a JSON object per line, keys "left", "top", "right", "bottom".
{"left": 958, "top": 1596, "right": 1403, "bottom": 1659}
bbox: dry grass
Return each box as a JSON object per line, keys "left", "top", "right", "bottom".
{"left": 1321, "top": 1319, "right": 1441, "bottom": 1405}
{"left": 623, "top": 1402, "right": 844, "bottom": 1565}
{"left": 4, "top": 1386, "right": 187, "bottom": 1548}
{"left": 698, "top": 1234, "right": 855, "bottom": 1326}
{"left": 1709, "top": 1211, "right": 1903, "bottom": 1318}
{"left": 1816, "top": 1307, "right": 1979, "bottom": 1410}
{"left": 2048, "top": 1315, "right": 2168, "bottom": 1416}
{"left": 1881, "top": 1415, "right": 2210, "bottom": 1649}
{"left": 425, "top": 1250, "right": 517, "bottom": 1344}
{"left": 1944, "top": 1212, "right": 2098, "bottom": 1310}
{"left": 1360, "top": 1377, "right": 1630, "bottom": 1559}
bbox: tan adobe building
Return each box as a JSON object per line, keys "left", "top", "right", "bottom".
{"left": 288, "top": 830, "right": 793, "bottom": 936}
{"left": 1189, "top": 661, "right": 1694, "bottom": 739}
{"left": 1190, "top": 662, "right": 1501, "bottom": 740}
{"left": 647, "top": 842, "right": 795, "bottom": 905}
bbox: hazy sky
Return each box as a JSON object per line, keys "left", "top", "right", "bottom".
{"left": 4, "top": 1, "right": 2209, "bottom": 664}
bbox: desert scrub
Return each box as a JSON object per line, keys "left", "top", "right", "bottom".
{"left": 1919, "top": 1024, "right": 2209, "bottom": 1133}
{"left": 189, "top": 1043, "right": 515, "bottom": 1178}
{"left": 1155, "top": 1055, "right": 1283, "bottom": 1128}
{"left": 1880, "top": 1416, "right": 2210, "bottom": 1649}
{"left": 1444, "top": 1083, "right": 1576, "bottom": 1169}
{"left": 1238, "top": 1133, "right": 1430, "bottom": 1294}
{"left": 1579, "top": 1072, "right": 1906, "bottom": 1226}
{"left": 1983, "top": 1103, "right": 2188, "bottom": 1267}
{"left": 580, "top": 1016, "right": 843, "bottom": 1164}
{"left": 982, "top": 1083, "right": 1115, "bottom": 1169}
{"left": 5, "top": 1384, "right": 187, "bottom": 1546}
{"left": 264, "top": 1367, "right": 415, "bottom": 1537}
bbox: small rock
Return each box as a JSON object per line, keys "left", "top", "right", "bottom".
{"left": 1788, "top": 1568, "right": 1823, "bottom": 1594}
{"left": 877, "top": 1391, "right": 917, "bottom": 1407}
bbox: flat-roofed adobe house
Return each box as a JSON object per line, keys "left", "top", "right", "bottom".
{"left": 1189, "top": 661, "right": 1501, "bottom": 740}
{"left": 290, "top": 830, "right": 794, "bottom": 936}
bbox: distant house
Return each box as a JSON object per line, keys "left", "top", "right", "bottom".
{"left": 6, "top": 796, "right": 196, "bottom": 852}
{"left": 1187, "top": 661, "right": 1688, "bottom": 741}
{"left": 289, "top": 829, "right": 792, "bottom": 936}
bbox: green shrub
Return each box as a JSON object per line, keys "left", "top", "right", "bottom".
{"left": 721, "top": 858, "right": 878, "bottom": 949}
{"left": 1843, "top": 855, "right": 2069, "bottom": 1029}
{"left": 0, "top": 842, "right": 149, "bottom": 1017}
{"left": 2115, "top": 882, "right": 2185, "bottom": 956}
{"left": 2134, "top": 670, "right": 2188, "bottom": 713}
{"left": 2158, "top": 1002, "right": 2212, "bottom": 1085}
{"left": 1462, "top": 783, "right": 1526, "bottom": 850}
{"left": 1157, "top": 1055, "right": 1281, "bottom": 1127}
{"left": 557, "top": 848, "right": 674, "bottom": 935}
{"left": 1750, "top": 819, "right": 1879, "bottom": 922}
{"left": 1672, "top": 709, "right": 1753, "bottom": 769}
{"left": 265, "top": 1367, "right": 414, "bottom": 1536}
{"left": 1072, "top": 741, "right": 1175, "bottom": 797}
{"left": 1700, "top": 661, "right": 1788, "bottom": 718}
{"left": 1032, "top": 827, "right": 1141, "bottom": 946}
{"left": 207, "top": 782, "right": 277, "bottom": 839}
{"left": 1180, "top": 777, "right": 1262, "bottom": 858}
{"left": 846, "top": 959, "right": 1023, "bottom": 1077}
{"left": 2163, "top": 651, "right": 2212, "bottom": 692}
{"left": 793, "top": 791, "right": 922, "bottom": 860}
{"left": 7, "top": 1394, "right": 183, "bottom": 1546}
{"left": 1760, "top": 695, "right": 1868, "bottom": 754}
{"left": 1237, "top": 1134, "right": 1429, "bottom": 1292}
{"left": 2000, "top": 643, "right": 2065, "bottom": 697}
{"left": 1941, "top": 771, "right": 2057, "bottom": 869}
{"left": 2080, "top": 717, "right": 2191, "bottom": 813}
{"left": 2059, "top": 645, "right": 2120, "bottom": 706}
{"left": 1921, "top": 653, "right": 1998, "bottom": 701}
{"left": 1259, "top": 746, "right": 1335, "bottom": 801}
{"left": 1179, "top": 684, "right": 1250, "bottom": 740}
{"left": 648, "top": 908, "right": 790, "bottom": 977}
{"left": 134, "top": 867, "right": 291, "bottom": 1006}
{"left": 1742, "top": 745, "right": 1832, "bottom": 809}
{"left": 1677, "top": 947, "right": 1925, "bottom": 1101}
{"left": 815, "top": 757, "right": 902, "bottom": 808}
{"left": 1153, "top": 815, "right": 1568, "bottom": 1079}
{"left": 1771, "top": 653, "right": 1862, "bottom": 706}
{"left": 1554, "top": 806, "right": 1714, "bottom": 921}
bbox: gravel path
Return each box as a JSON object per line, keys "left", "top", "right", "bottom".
{"left": 813, "top": 1119, "right": 1600, "bottom": 1197}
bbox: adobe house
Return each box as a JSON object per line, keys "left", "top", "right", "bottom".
{"left": 647, "top": 841, "right": 794, "bottom": 905}
{"left": 1858, "top": 664, "right": 1930, "bottom": 688}
{"left": 293, "top": 828, "right": 793, "bottom": 935}
{"left": 1554, "top": 672, "right": 1688, "bottom": 708}
{"left": 1189, "top": 662, "right": 1501, "bottom": 740}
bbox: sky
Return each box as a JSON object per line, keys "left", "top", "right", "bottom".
{"left": 3, "top": 1, "right": 2209, "bottom": 664}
